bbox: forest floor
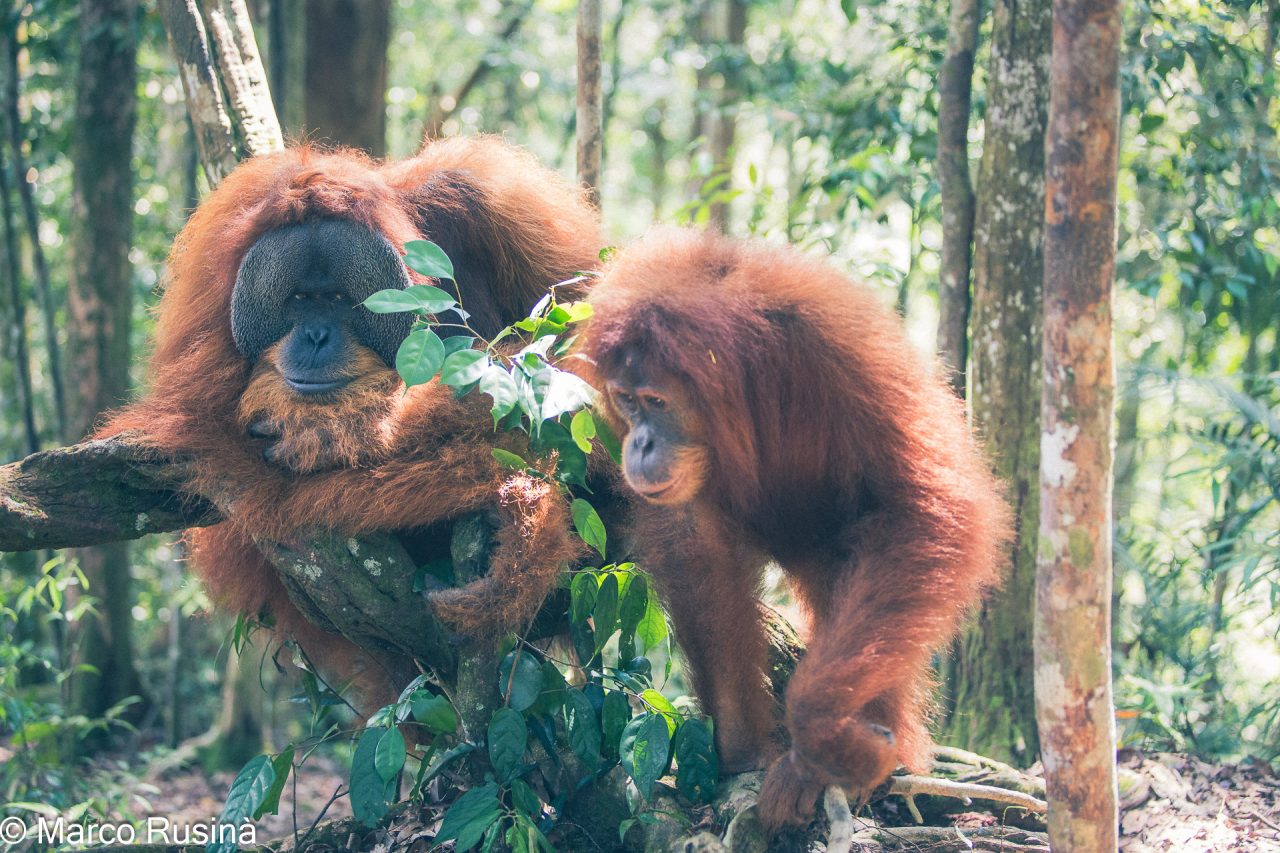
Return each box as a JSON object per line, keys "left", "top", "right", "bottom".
{"left": 131, "top": 749, "right": 1279, "bottom": 851}
{"left": 1113, "top": 750, "right": 1280, "bottom": 852}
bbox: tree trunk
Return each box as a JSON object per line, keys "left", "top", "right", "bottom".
{"left": 1036, "top": 0, "right": 1121, "bottom": 844}
{"left": 4, "top": 20, "right": 66, "bottom": 440}
{"left": 934, "top": 0, "right": 980, "bottom": 396}
{"left": 646, "top": 98, "right": 669, "bottom": 215}
{"left": 576, "top": 0, "right": 603, "bottom": 209}
{"left": 0, "top": 136, "right": 37, "bottom": 456}
{"left": 706, "top": 0, "right": 747, "bottom": 232}
{"left": 944, "top": 0, "right": 1051, "bottom": 765}
{"left": 66, "top": 0, "right": 147, "bottom": 729}
{"left": 267, "top": 0, "right": 305, "bottom": 137}
{"left": 304, "top": 0, "right": 390, "bottom": 156}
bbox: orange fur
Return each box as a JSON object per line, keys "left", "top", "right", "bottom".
{"left": 581, "top": 227, "right": 1012, "bottom": 829}
{"left": 237, "top": 342, "right": 401, "bottom": 473}
{"left": 99, "top": 137, "right": 603, "bottom": 705}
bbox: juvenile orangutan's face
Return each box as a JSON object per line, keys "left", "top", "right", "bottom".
{"left": 603, "top": 349, "right": 709, "bottom": 505}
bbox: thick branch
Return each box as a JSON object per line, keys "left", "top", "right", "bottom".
{"left": 0, "top": 437, "right": 216, "bottom": 551}
{"left": 261, "top": 530, "right": 457, "bottom": 675}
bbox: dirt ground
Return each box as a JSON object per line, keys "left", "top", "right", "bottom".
{"left": 133, "top": 749, "right": 1279, "bottom": 851}
{"left": 1115, "top": 750, "right": 1280, "bottom": 852}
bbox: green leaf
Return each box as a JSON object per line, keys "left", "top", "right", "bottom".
{"left": 602, "top": 689, "right": 630, "bottom": 760}
{"left": 572, "top": 499, "right": 607, "bottom": 559}
{"left": 440, "top": 348, "right": 490, "bottom": 387}
{"left": 411, "top": 691, "right": 458, "bottom": 734}
{"left": 570, "top": 571, "right": 599, "bottom": 625}
{"left": 363, "top": 284, "right": 457, "bottom": 314}
{"left": 619, "top": 573, "right": 648, "bottom": 637}
{"left": 595, "top": 418, "right": 624, "bottom": 464}
{"left": 511, "top": 813, "right": 554, "bottom": 853}
{"left": 480, "top": 366, "right": 521, "bottom": 423}
{"left": 641, "top": 688, "right": 679, "bottom": 736}
{"left": 404, "top": 239, "right": 456, "bottom": 281}
{"left": 562, "top": 301, "right": 594, "bottom": 323}
{"left": 637, "top": 594, "right": 669, "bottom": 654}
{"left": 488, "top": 707, "right": 528, "bottom": 782}
{"left": 499, "top": 649, "right": 543, "bottom": 712}
{"left": 527, "top": 660, "right": 569, "bottom": 716}
{"left": 529, "top": 293, "right": 553, "bottom": 318}
{"left": 212, "top": 754, "right": 275, "bottom": 850}
{"left": 569, "top": 615, "right": 596, "bottom": 666}
{"left": 350, "top": 728, "right": 397, "bottom": 827}
{"left": 539, "top": 370, "right": 596, "bottom": 422}
{"left": 620, "top": 713, "right": 671, "bottom": 799}
{"left": 510, "top": 778, "right": 542, "bottom": 818}
{"left": 374, "top": 726, "right": 406, "bottom": 783}
{"left": 492, "top": 448, "right": 528, "bottom": 470}
{"left": 395, "top": 328, "right": 446, "bottom": 386}
{"left": 564, "top": 688, "right": 603, "bottom": 766}
{"left": 674, "top": 718, "right": 719, "bottom": 803}
{"left": 592, "top": 572, "right": 619, "bottom": 648}
{"left": 530, "top": 420, "right": 589, "bottom": 487}
{"left": 570, "top": 409, "right": 597, "bottom": 453}
{"left": 253, "top": 748, "right": 294, "bottom": 819}
{"left": 442, "top": 335, "right": 477, "bottom": 356}
{"left": 436, "top": 782, "right": 502, "bottom": 851}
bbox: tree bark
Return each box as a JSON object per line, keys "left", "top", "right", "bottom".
{"left": 576, "top": 0, "right": 603, "bottom": 209}
{"left": 303, "top": 0, "right": 390, "bottom": 156}
{"left": 944, "top": 0, "right": 1051, "bottom": 765}
{"left": 159, "top": 0, "right": 282, "bottom": 183}
{"left": 66, "top": 0, "right": 147, "bottom": 727}
{"left": 1036, "top": 0, "right": 1122, "bottom": 844}
{"left": 934, "top": 0, "right": 980, "bottom": 396}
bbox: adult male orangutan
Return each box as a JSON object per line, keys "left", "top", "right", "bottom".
{"left": 102, "top": 136, "right": 602, "bottom": 705}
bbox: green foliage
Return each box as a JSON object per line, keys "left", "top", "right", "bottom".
{"left": 364, "top": 240, "right": 597, "bottom": 446}
{"left": 207, "top": 753, "right": 275, "bottom": 850}
{"left": 349, "top": 727, "right": 400, "bottom": 827}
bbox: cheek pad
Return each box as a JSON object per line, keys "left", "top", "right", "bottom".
{"left": 230, "top": 221, "right": 415, "bottom": 366}
{"left": 230, "top": 238, "right": 293, "bottom": 362}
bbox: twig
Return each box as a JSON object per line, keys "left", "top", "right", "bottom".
{"left": 296, "top": 784, "right": 348, "bottom": 851}
{"left": 1250, "top": 810, "right": 1280, "bottom": 833}
{"left": 884, "top": 774, "right": 1047, "bottom": 815}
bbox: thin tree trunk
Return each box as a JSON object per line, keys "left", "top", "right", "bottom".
{"left": 0, "top": 140, "right": 37, "bottom": 456}
{"left": 304, "top": 0, "right": 390, "bottom": 156}
{"left": 601, "top": 0, "right": 629, "bottom": 135}
{"left": 1036, "top": 0, "right": 1121, "bottom": 845}
{"left": 944, "top": 0, "right": 1051, "bottom": 765}
{"left": 707, "top": 0, "right": 747, "bottom": 232}
{"left": 1111, "top": 366, "right": 1139, "bottom": 647}
{"left": 686, "top": 0, "right": 713, "bottom": 200}
{"left": 576, "top": 0, "right": 603, "bottom": 209}
{"left": 4, "top": 21, "right": 65, "bottom": 438}
{"left": 935, "top": 0, "right": 980, "bottom": 396}
{"left": 66, "top": 0, "right": 148, "bottom": 731}
{"left": 267, "top": 0, "right": 305, "bottom": 137}
{"left": 647, "top": 99, "right": 669, "bottom": 215}
{"left": 424, "top": 6, "right": 532, "bottom": 139}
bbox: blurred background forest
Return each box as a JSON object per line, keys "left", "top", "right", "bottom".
{"left": 0, "top": 0, "right": 1276, "bottom": 831}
